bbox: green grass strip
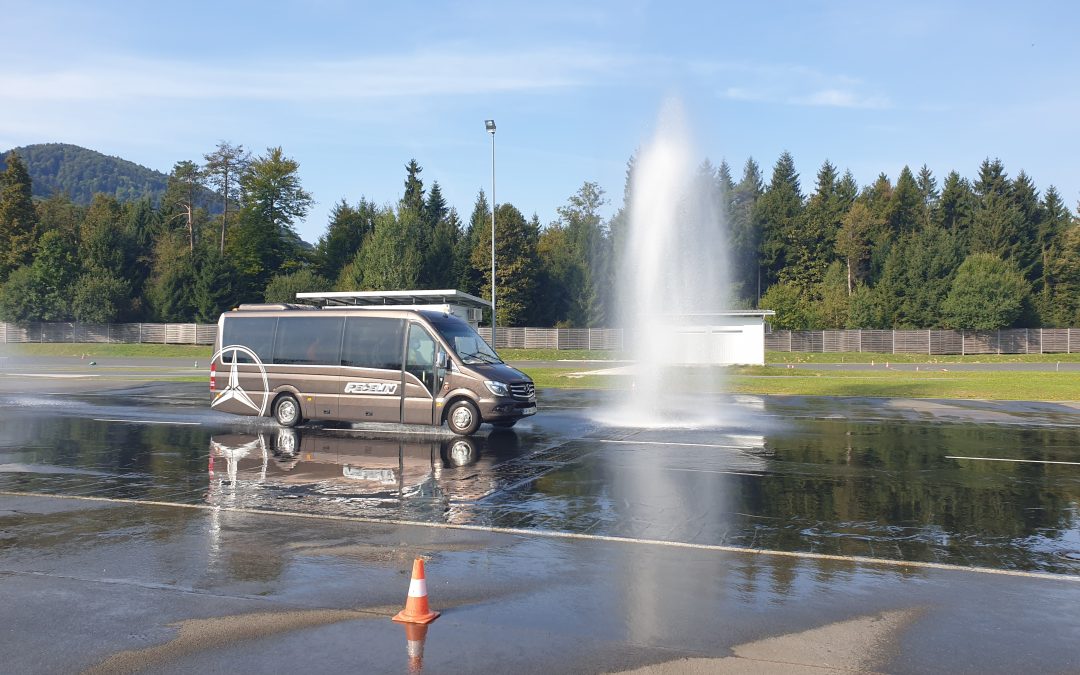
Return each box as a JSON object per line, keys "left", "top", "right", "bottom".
{"left": 521, "top": 366, "right": 1080, "bottom": 402}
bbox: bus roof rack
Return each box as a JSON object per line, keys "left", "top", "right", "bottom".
{"left": 295, "top": 289, "right": 492, "bottom": 310}
{"left": 235, "top": 303, "right": 319, "bottom": 311}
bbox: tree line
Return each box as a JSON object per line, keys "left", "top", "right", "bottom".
{"left": 0, "top": 143, "right": 1077, "bottom": 329}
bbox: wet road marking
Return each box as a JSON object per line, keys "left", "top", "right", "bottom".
{"left": 3, "top": 489, "right": 1078, "bottom": 584}
{"left": 662, "top": 467, "right": 763, "bottom": 477}
{"left": 946, "top": 455, "right": 1080, "bottom": 466}
{"left": 596, "top": 439, "right": 744, "bottom": 450}
{"left": 92, "top": 418, "right": 202, "bottom": 426}
{"left": 14, "top": 373, "right": 99, "bottom": 379}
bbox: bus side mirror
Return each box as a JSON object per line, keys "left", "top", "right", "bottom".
{"left": 438, "top": 351, "right": 451, "bottom": 370}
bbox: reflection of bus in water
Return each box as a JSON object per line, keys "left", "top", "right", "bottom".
{"left": 207, "top": 428, "right": 520, "bottom": 506}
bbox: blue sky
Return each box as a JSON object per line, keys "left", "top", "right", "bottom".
{"left": 2, "top": 1, "right": 1078, "bottom": 243}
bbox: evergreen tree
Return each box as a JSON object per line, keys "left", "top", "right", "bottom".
{"left": 315, "top": 198, "right": 377, "bottom": 282}
{"left": 717, "top": 160, "right": 735, "bottom": 209}
{"left": 968, "top": 160, "right": 1039, "bottom": 302}
{"left": 420, "top": 181, "right": 454, "bottom": 287}
{"left": 836, "top": 170, "right": 859, "bottom": 206}
{"left": 973, "top": 158, "right": 1009, "bottom": 198}
{"left": 162, "top": 160, "right": 203, "bottom": 253}
{"left": 148, "top": 233, "right": 197, "bottom": 321}
{"left": 194, "top": 252, "right": 240, "bottom": 322}
{"left": 458, "top": 190, "right": 491, "bottom": 296}
{"left": 123, "top": 198, "right": 157, "bottom": 318}
{"left": 1008, "top": 170, "right": 1042, "bottom": 282}
{"left": 861, "top": 174, "right": 895, "bottom": 284}
{"left": 402, "top": 159, "right": 425, "bottom": 214}
{"left": 424, "top": 181, "right": 448, "bottom": 229}
{"left": 340, "top": 207, "right": 423, "bottom": 291}
{"left": 552, "top": 181, "right": 608, "bottom": 326}
{"left": 203, "top": 141, "right": 250, "bottom": 254}
{"left": 470, "top": 203, "right": 539, "bottom": 326}
{"left": 935, "top": 171, "right": 975, "bottom": 251}
{"left": 914, "top": 165, "right": 939, "bottom": 231}
{"left": 1041, "top": 221, "right": 1080, "bottom": 326}
{"left": 876, "top": 225, "right": 963, "bottom": 328}
{"left": 80, "top": 194, "right": 135, "bottom": 284}
{"left": 755, "top": 152, "right": 803, "bottom": 291}
{"left": 1034, "top": 187, "right": 1072, "bottom": 321}
{"left": 729, "top": 157, "right": 763, "bottom": 303}
{"left": 427, "top": 207, "right": 462, "bottom": 289}
{"left": 607, "top": 151, "right": 637, "bottom": 281}
{"left": 536, "top": 222, "right": 575, "bottom": 326}
{"left": 889, "top": 166, "right": 921, "bottom": 235}
{"left": 788, "top": 160, "right": 842, "bottom": 289}
{"left": 0, "top": 151, "right": 40, "bottom": 280}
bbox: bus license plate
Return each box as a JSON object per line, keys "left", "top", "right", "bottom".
{"left": 521, "top": 406, "right": 536, "bottom": 416}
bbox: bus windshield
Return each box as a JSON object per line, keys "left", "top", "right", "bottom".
{"left": 429, "top": 316, "right": 502, "bottom": 365}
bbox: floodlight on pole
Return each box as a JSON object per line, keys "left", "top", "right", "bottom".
{"left": 485, "top": 119, "right": 496, "bottom": 349}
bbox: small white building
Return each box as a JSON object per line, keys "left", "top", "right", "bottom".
{"left": 294, "top": 289, "right": 491, "bottom": 330}
{"left": 655, "top": 311, "right": 775, "bottom": 366}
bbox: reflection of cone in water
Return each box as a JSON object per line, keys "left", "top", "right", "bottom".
{"left": 403, "top": 622, "right": 429, "bottom": 672}
{"left": 392, "top": 558, "right": 440, "bottom": 624}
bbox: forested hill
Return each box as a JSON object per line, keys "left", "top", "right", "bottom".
{"left": 0, "top": 143, "right": 171, "bottom": 205}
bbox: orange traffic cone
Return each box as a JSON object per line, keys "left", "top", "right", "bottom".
{"left": 392, "top": 558, "right": 440, "bottom": 624}
{"left": 403, "top": 622, "right": 429, "bottom": 672}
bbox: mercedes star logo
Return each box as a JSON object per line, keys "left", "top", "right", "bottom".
{"left": 211, "top": 345, "right": 270, "bottom": 416}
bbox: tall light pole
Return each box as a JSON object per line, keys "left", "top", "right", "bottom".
{"left": 485, "top": 119, "right": 497, "bottom": 349}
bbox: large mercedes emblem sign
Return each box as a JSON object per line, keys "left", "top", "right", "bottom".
{"left": 211, "top": 345, "right": 271, "bottom": 416}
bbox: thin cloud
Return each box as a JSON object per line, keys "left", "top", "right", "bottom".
{"left": 706, "top": 60, "right": 891, "bottom": 110}
{"left": 792, "top": 89, "right": 891, "bottom": 109}
{"left": 0, "top": 48, "right": 628, "bottom": 102}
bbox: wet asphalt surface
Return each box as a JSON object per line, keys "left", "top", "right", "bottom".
{"left": 1, "top": 371, "right": 1079, "bottom": 673}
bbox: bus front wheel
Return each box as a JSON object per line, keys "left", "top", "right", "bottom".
{"left": 274, "top": 394, "right": 302, "bottom": 428}
{"left": 446, "top": 400, "right": 481, "bottom": 436}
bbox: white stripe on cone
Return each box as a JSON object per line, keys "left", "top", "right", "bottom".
{"left": 408, "top": 577, "right": 428, "bottom": 597}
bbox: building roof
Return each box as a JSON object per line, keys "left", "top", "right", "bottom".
{"left": 295, "top": 289, "right": 492, "bottom": 310}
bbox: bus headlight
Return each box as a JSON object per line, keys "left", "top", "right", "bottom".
{"left": 484, "top": 380, "right": 510, "bottom": 397}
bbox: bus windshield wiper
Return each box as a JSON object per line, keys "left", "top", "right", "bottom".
{"left": 459, "top": 350, "right": 501, "bottom": 364}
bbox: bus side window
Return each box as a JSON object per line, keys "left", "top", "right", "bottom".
{"left": 342, "top": 317, "right": 405, "bottom": 371}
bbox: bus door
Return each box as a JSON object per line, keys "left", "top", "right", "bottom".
{"left": 339, "top": 316, "right": 405, "bottom": 423}
{"left": 402, "top": 323, "right": 439, "bottom": 425}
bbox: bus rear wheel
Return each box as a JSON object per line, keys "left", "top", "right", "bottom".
{"left": 446, "top": 400, "right": 480, "bottom": 436}
{"left": 274, "top": 394, "right": 302, "bottom": 428}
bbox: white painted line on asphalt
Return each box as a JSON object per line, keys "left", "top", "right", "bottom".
{"left": 662, "top": 467, "right": 763, "bottom": 477}
{"left": 93, "top": 418, "right": 202, "bottom": 426}
{"left": 15, "top": 374, "right": 99, "bottom": 379}
{"left": 5, "top": 489, "right": 1076, "bottom": 584}
{"left": 946, "top": 455, "right": 1080, "bottom": 466}
{"left": 596, "top": 439, "right": 743, "bottom": 450}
